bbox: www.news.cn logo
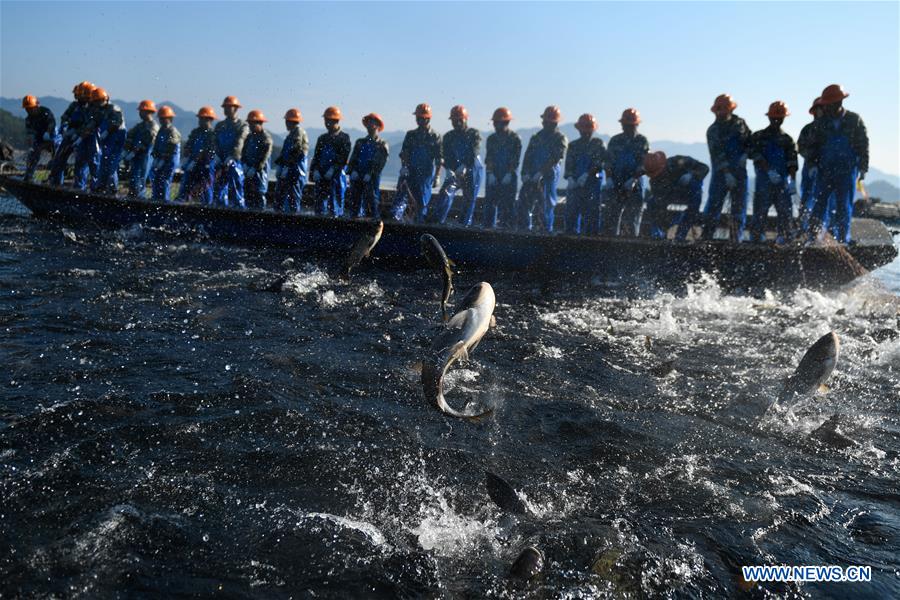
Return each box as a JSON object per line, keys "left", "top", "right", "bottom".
{"left": 742, "top": 565, "right": 872, "bottom": 583}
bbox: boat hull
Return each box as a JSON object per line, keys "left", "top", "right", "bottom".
{"left": 1, "top": 176, "right": 895, "bottom": 290}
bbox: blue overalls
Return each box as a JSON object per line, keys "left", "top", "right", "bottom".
{"left": 704, "top": 124, "right": 749, "bottom": 241}
{"left": 24, "top": 107, "right": 60, "bottom": 182}
{"left": 391, "top": 129, "right": 440, "bottom": 222}
{"left": 346, "top": 138, "right": 383, "bottom": 218}
{"left": 517, "top": 129, "right": 565, "bottom": 232}
{"left": 73, "top": 107, "right": 101, "bottom": 190}
{"left": 126, "top": 122, "right": 158, "bottom": 198}
{"left": 48, "top": 102, "right": 85, "bottom": 186}
{"left": 813, "top": 119, "right": 858, "bottom": 244}
{"left": 150, "top": 125, "right": 182, "bottom": 203}
{"left": 92, "top": 105, "right": 126, "bottom": 195}
{"left": 482, "top": 132, "right": 520, "bottom": 229}
{"left": 275, "top": 129, "right": 308, "bottom": 213}
{"left": 602, "top": 139, "right": 646, "bottom": 236}
{"left": 750, "top": 137, "right": 793, "bottom": 243}
{"left": 241, "top": 132, "right": 271, "bottom": 210}
{"left": 176, "top": 129, "right": 215, "bottom": 205}
{"left": 672, "top": 179, "right": 704, "bottom": 240}
{"left": 213, "top": 119, "right": 246, "bottom": 208}
{"left": 431, "top": 131, "right": 483, "bottom": 225}
{"left": 313, "top": 136, "right": 347, "bottom": 217}
{"left": 565, "top": 148, "right": 605, "bottom": 235}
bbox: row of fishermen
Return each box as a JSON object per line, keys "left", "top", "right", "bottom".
{"left": 21, "top": 82, "right": 867, "bottom": 242}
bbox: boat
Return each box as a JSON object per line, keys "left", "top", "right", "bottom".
{"left": 1, "top": 174, "right": 896, "bottom": 290}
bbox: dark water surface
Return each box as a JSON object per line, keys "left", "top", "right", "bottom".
{"left": 1, "top": 201, "right": 899, "bottom": 598}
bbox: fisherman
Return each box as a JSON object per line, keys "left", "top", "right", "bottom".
{"left": 175, "top": 107, "right": 216, "bottom": 204}
{"left": 213, "top": 96, "right": 249, "bottom": 208}
{"left": 310, "top": 106, "right": 351, "bottom": 216}
{"left": 48, "top": 81, "right": 93, "bottom": 186}
{"left": 21, "top": 95, "right": 59, "bottom": 183}
{"left": 390, "top": 103, "right": 442, "bottom": 222}
{"left": 71, "top": 85, "right": 105, "bottom": 190}
{"left": 797, "top": 97, "right": 823, "bottom": 234}
{"left": 122, "top": 100, "right": 159, "bottom": 198}
{"left": 241, "top": 110, "right": 273, "bottom": 211}
{"left": 702, "top": 94, "right": 752, "bottom": 241}
{"left": 273, "top": 108, "right": 309, "bottom": 214}
{"left": 346, "top": 113, "right": 389, "bottom": 218}
{"left": 90, "top": 87, "right": 127, "bottom": 194}
{"left": 807, "top": 84, "right": 869, "bottom": 244}
{"left": 642, "top": 151, "right": 710, "bottom": 240}
{"left": 148, "top": 106, "right": 182, "bottom": 203}
{"left": 517, "top": 105, "right": 567, "bottom": 232}
{"left": 429, "top": 105, "right": 483, "bottom": 225}
{"left": 564, "top": 113, "right": 606, "bottom": 235}
{"left": 482, "top": 107, "right": 521, "bottom": 229}
{"left": 603, "top": 108, "right": 649, "bottom": 236}
{"left": 748, "top": 101, "right": 798, "bottom": 244}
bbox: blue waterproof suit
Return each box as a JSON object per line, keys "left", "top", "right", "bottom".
{"left": 482, "top": 129, "right": 522, "bottom": 228}
{"left": 703, "top": 114, "right": 751, "bottom": 240}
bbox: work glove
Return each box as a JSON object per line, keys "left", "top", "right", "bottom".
{"left": 678, "top": 173, "right": 693, "bottom": 186}
{"left": 577, "top": 172, "right": 589, "bottom": 187}
{"left": 808, "top": 166, "right": 818, "bottom": 179}
{"left": 767, "top": 170, "right": 782, "bottom": 185}
{"left": 324, "top": 167, "right": 334, "bottom": 180}
{"left": 501, "top": 173, "right": 512, "bottom": 186}
{"left": 349, "top": 171, "right": 359, "bottom": 181}
{"left": 363, "top": 174, "right": 371, "bottom": 183}
{"left": 245, "top": 167, "right": 256, "bottom": 178}
{"left": 787, "top": 180, "right": 797, "bottom": 195}
{"left": 225, "top": 158, "right": 236, "bottom": 168}
{"left": 487, "top": 173, "right": 497, "bottom": 186}
{"left": 399, "top": 165, "right": 409, "bottom": 178}
{"left": 724, "top": 172, "right": 737, "bottom": 189}
{"left": 567, "top": 177, "right": 578, "bottom": 190}
{"left": 311, "top": 171, "right": 320, "bottom": 182}
{"left": 454, "top": 166, "right": 466, "bottom": 181}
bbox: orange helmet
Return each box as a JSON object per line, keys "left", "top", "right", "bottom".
{"left": 449, "top": 105, "right": 468, "bottom": 121}
{"left": 362, "top": 112, "right": 385, "bottom": 132}
{"left": 284, "top": 108, "right": 303, "bottom": 123}
{"left": 138, "top": 100, "right": 157, "bottom": 113}
{"left": 247, "top": 109, "right": 267, "bottom": 123}
{"left": 619, "top": 108, "right": 641, "bottom": 125}
{"left": 766, "top": 101, "right": 790, "bottom": 118}
{"left": 323, "top": 106, "right": 343, "bottom": 121}
{"left": 90, "top": 87, "right": 109, "bottom": 103}
{"left": 541, "top": 105, "right": 562, "bottom": 123}
{"left": 221, "top": 95, "right": 242, "bottom": 108}
{"left": 819, "top": 84, "right": 849, "bottom": 105}
{"left": 73, "top": 81, "right": 92, "bottom": 98}
{"left": 158, "top": 106, "right": 176, "bottom": 119}
{"left": 809, "top": 97, "right": 822, "bottom": 115}
{"left": 711, "top": 94, "right": 737, "bottom": 114}
{"left": 575, "top": 113, "right": 598, "bottom": 132}
{"left": 197, "top": 106, "right": 217, "bottom": 120}
{"left": 76, "top": 82, "right": 96, "bottom": 101}
{"left": 491, "top": 107, "right": 513, "bottom": 122}
{"left": 642, "top": 151, "right": 667, "bottom": 178}
{"left": 22, "top": 95, "right": 39, "bottom": 109}
{"left": 413, "top": 103, "right": 432, "bottom": 118}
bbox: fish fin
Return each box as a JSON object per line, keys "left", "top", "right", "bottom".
{"left": 441, "top": 306, "right": 449, "bottom": 323}
{"left": 490, "top": 315, "right": 497, "bottom": 328}
{"left": 447, "top": 258, "right": 456, "bottom": 268}
{"left": 818, "top": 384, "right": 830, "bottom": 394}
{"left": 450, "top": 341, "right": 469, "bottom": 362}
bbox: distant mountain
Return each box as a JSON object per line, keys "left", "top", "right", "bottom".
{"left": 865, "top": 180, "right": 900, "bottom": 203}
{"left": 0, "top": 108, "right": 28, "bottom": 148}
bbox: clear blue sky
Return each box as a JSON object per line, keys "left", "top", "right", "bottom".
{"left": 1, "top": 1, "right": 898, "bottom": 174}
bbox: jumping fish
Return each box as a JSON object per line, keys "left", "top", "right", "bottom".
{"left": 344, "top": 220, "right": 383, "bottom": 278}
{"left": 508, "top": 546, "right": 544, "bottom": 580}
{"left": 486, "top": 471, "right": 528, "bottom": 515}
{"left": 420, "top": 233, "right": 455, "bottom": 322}
{"left": 421, "top": 282, "right": 495, "bottom": 419}
{"left": 778, "top": 331, "right": 840, "bottom": 406}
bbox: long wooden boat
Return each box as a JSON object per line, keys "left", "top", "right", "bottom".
{"left": 1, "top": 175, "right": 896, "bottom": 290}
